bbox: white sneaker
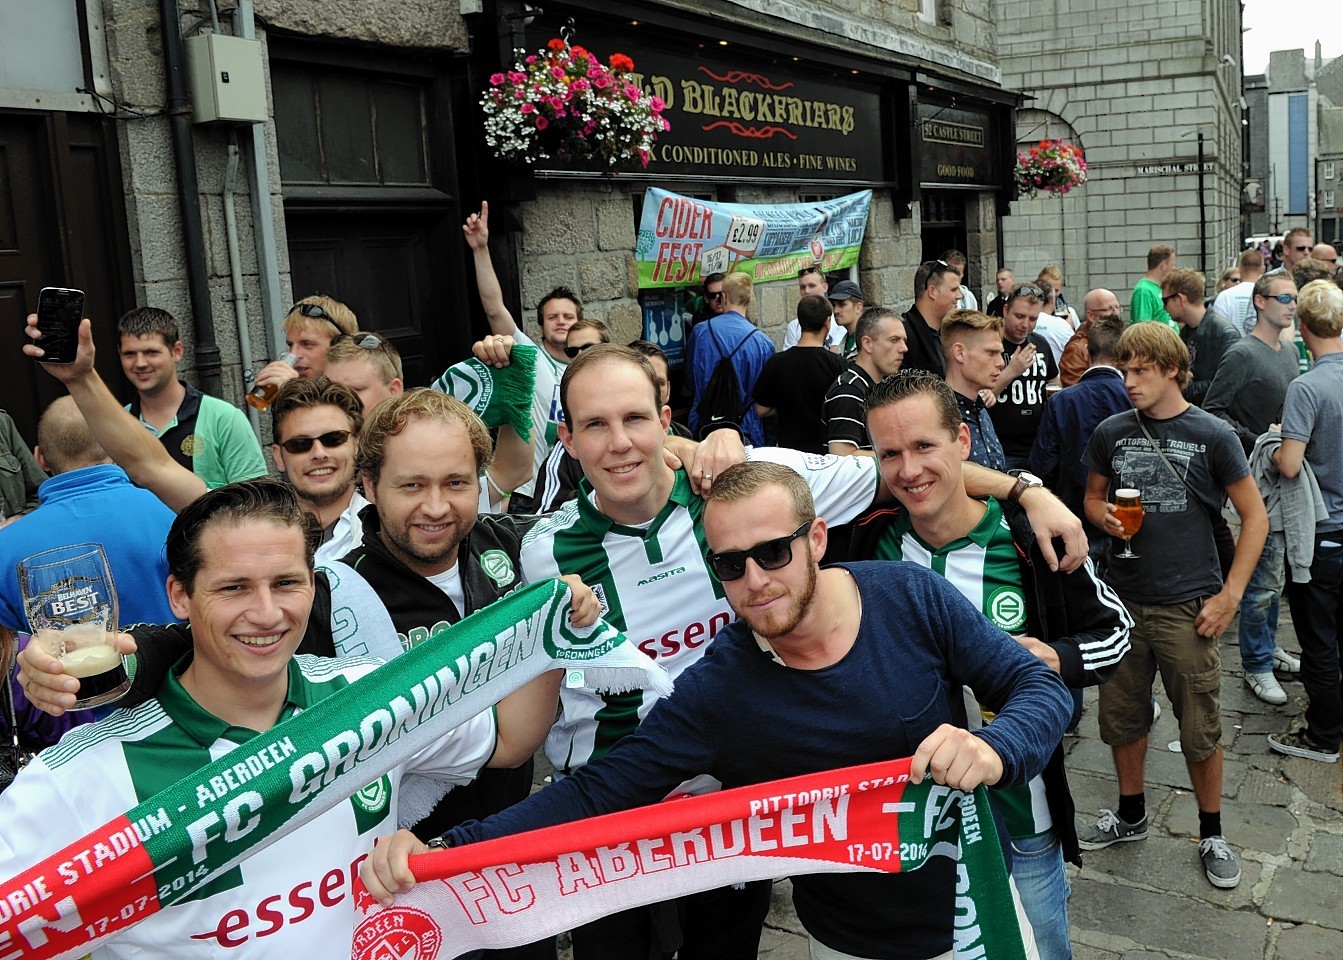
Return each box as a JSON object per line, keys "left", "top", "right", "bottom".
{"left": 1272, "top": 647, "right": 1301, "bottom": 674}
{"left": 1246, "top": 670, "right": 1288, "bottom": 705}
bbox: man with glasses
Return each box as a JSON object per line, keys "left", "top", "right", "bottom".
{"left": 1202, "top": 271, "right": 1303, "bottom": 705}
{"left": 1159, "top": 269, "right": 1241, "bottom": 407}
{"left": 363, "top": 457, "right": 1072, "bottom": 960}
{"left": 116, "top": 306, "right": 266, "bottom": 488}
{"left": 253, "top": 295, "right": 360, "bottom": 394}
{"left": 687, "top": 270, "right": 775, "bottom": 444}
{"left": 990, "top": 284, "right": 1058, "bottom": 470}
{"left": 1129, "top": 245, "right": 1179, "bottom": 333}
{"left": 324, "top": 331, "right": 404, "bottom": 411}
{"left": 1282, "top": 228, "right": 1315, "bottom": 271}
{"left": 901, "top": 259, "right": 964, "bottom": 377}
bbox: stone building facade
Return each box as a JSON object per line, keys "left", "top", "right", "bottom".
{"left": 5, "top": 0, "right": 1023, "bottom": 441}
{"left": 998, "top": 0, "right": 1243, "bottom": 310}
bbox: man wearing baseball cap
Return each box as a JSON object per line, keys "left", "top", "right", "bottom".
{"left": 827, "top": 279, "right": 867, "bottom": 360}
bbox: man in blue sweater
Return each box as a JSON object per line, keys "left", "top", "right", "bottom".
{"left": 362, "top": 461, "right": 1072, "bottom": 960}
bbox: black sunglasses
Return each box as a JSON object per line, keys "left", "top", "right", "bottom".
{"left": 1161, "top": 292, "right": 1180, "bottom": 304}
{"left": 291, "top": 302, "right": 343, "bottom": 334}
{"left": 707, "top": 521, "right": 812, "bottom": 582}
{"left": 1007, "top": 284, "right": 1044, "bottom": 302}
{"left": 564, "top": 342, "right": 599, "bottom": 359}
{"left": 1293, "top": 244, "right": 1310, "bottom": 252}
{"left": 705, "top": 291, "right": 724, "bottom": 301}
{"left": 278, "top": 430, "right": 352, "bottom": 454}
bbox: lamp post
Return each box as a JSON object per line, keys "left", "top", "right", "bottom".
{"left": 1181, "top": 128, "right": 1209, "bottom": 278}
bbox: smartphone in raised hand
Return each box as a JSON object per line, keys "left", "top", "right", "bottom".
{"left": 33, "top": 287, "right": 86, "bottom": 364}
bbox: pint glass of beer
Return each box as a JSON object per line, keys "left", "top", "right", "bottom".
{"left": 18, "top": 543, "right": 129, "bottom": 709}
{"left": 1113, "top": 488, "right": 1144, "bottom": 559}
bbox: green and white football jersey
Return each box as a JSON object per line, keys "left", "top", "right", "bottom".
{"left": 0, "top": 654, "right": 494, "bottom": 959}
{"left": 523, "top": 448, "right": 880, "bottom": 775}
{"left": 873, "top": 498, "right": 1051, "bottom": 839}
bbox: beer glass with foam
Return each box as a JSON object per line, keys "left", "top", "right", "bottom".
{"left": 18, "top": 543, "right": 129, "bottom": 709}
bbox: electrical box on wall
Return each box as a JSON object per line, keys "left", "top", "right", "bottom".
{"left": 185, "top": 34, "right": 267, "bottom": 124}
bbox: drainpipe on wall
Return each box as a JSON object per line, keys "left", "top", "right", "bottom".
{"left": 160, "top": 0, "right": 222, "bottom": 394}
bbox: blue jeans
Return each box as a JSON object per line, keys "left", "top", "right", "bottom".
{"left": 1238, "top": 530, "right": 1285, "bottom": 673}
{"left": 1009, "top": 831, "right": 1072, "bottom": 960}
{"left": 1286, "top": 538, "right": 1343, "bottom": 750}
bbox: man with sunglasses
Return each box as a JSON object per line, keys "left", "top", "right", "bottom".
{"left": 1282, "top": 228, "right": 1315, "bottom": 272}
{"left": 900, "top": 259, "right": 963, "bottom": 377}
{"left": 324, "top": 331, "right": 405, "bottom": 411}
{"left": 990, "top": 284, "right": 1058, "bottom": 470}
{"left": 1208, "top": 248, "right": 1267, "bottom": 335}
{"left": 1202, "top": 271, "right": 1303, "bottom": 705}
{"left": 849, "top": 371, "right": 1132, "bottom": 960}
{"left": 253, "top": 295, "right": 360, "bottom": 395}
{"left": 1129, "top": 245, "right": 1179, "bottom": 333}
{"left": 364, "top": 458, "right": 1073, "bottom": 960}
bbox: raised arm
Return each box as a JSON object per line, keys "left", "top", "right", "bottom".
{"left": 24, "top": 316, "right": 207, "bottom": 511}
{"left": 463, "top": 201, "right": 520, "bottom": 337}
{"left": 963, "top": 462, "right": 1086, "bottom": 572}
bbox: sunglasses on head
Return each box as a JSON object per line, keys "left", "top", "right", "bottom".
{"left": 564, "top": 342, "right": 600, "bottom": 359}
{"left": 707, "top": 521, "right": 812, "bottom": 582}
{"left": 278, "top": 430, "right": 352, "bottom": 454}
{"left": 291, "top": 301, "right": 344, "bottom": 336}
{"left": 1007, "top": 284, "right": 1044, "bottom": 301}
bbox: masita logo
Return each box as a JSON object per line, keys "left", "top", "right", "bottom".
{"left": 353, "top": 904, "right": 443, "bottom": 960}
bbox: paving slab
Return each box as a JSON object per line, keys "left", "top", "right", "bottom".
{"left": 1303, "top": 832, "right": 1343, "bottom": 875}
{"left": 1262, "top": 864, "right": 1343, "bottom": 928}
{"left": 1271, "top": 921, "right": 1343, "bottom": 960}
{"left": 1069, "top": 875, "right": 1269, "bottom": 960}
{"left": 1163, "top": 800, "right": 1299, "bottom": 856}
{"left": 1277, "top": 757, "right": 1343, "bottom": 812}
{"left": 1074, "top": 833, "right": 1261, "bottom": 909}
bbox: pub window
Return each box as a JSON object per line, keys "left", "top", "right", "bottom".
{"left": 272, "top": 66, "right": 430, "bottom": 186}
{"left": 1325, "top": 161, "right": 1336, "bottom": 181}
{"left": 1325, "top": 190, "right": 1336, "bottom": 208}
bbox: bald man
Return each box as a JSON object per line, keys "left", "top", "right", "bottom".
{"left": 1059, "top": 289, "right": 1122, "bottom": 387}
{"left": 1311, "top": 243, "right": 1339, "bottom": 265}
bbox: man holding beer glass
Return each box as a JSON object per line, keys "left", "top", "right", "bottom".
{"left": 1078, "top": 323, "right": 1268, "bottom": 890}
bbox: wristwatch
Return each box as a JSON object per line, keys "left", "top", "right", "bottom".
{"left": 1007, "top": 471, "right": 1044, "bottom": 505}
{"left": 426, "top": 836, "right": 453, "bottom": 850}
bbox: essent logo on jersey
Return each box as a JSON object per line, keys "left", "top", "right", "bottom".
{"left": 190, "top": 855, "right": 366, "bottom": 947}
{"left": 637, "top": 609, "right": 733, "bottom": 660}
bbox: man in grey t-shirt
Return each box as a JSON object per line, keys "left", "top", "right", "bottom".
{"left": 1202, "top": 271, "right": 1302, "bottom": 705}
{"left": 1269, "top": 280, "right": 1343, "bottom": 764}
{"left": 1079, "top": 323, "right": 1267, "bottom": 891}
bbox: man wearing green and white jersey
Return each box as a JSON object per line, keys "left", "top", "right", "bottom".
{"left": 0, "top": 480, "right": 507, "bottom": 960}
{"left": 850, "top": 370, "right": 1132, "bottom": 960}
{"left": 521, "top": 345, "right": 1091, "bottom": 960}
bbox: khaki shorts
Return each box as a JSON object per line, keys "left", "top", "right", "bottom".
{"left": 1097, "top": 597, "right": 1223, "bottom": 762}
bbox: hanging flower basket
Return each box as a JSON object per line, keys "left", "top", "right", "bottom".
{"left": 481, "top": 35, "right": 670, "bottom": 173}
{"left": 1014, "top": 139, "right": 1088, "bottom": 199}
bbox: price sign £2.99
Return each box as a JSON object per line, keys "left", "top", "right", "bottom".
{"left": 724, "top": 216, "right": 765, "bottom": 256}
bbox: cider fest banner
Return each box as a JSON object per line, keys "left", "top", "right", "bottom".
{"left": 0, "top": 580, "right": 672, "bottom": 960}
{"left": 635, "top": 188, "right": 873, "bottom": 289}
{"left": 350, "top": 758, "right": 1028, "bottom": 960}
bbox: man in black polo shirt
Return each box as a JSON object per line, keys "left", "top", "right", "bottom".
{"left": 824, "top": 307, "right": 908, "bottom": 455}
{"left": 900, "top": 259, "right": 964, "bottom": 377}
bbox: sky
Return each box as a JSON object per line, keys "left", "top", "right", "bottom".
{"left": 1241, "top": 0, "right": 1341, "bottom": 75}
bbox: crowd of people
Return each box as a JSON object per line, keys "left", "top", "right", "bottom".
{"left": 2, "top": 209, "right": 1342, "bottom": 960}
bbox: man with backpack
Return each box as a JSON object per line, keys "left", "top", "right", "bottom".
{"left": 687, "top": 271, "right": 775, "bottom": 444}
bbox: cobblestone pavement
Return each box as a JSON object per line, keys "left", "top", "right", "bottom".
{"left": 549, "top": 612, "right": 1343, "bottom": 960}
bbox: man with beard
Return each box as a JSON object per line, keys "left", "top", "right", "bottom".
{"left": 363, "top": 458, "right": 1072, "bottom": 960}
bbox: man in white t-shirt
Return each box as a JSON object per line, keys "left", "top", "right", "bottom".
{"left": 783, "top": 265, "right": 847, "bottom": 350}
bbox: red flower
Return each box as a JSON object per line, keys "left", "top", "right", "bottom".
{"left": 609, "top": 53, "right": 635, "bottom": 73}
{"left": 547, "top": 38, "right": 566, "bottom": 52}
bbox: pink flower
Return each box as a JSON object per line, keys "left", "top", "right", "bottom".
{"left": 650, "top": 96, "right": 665, "bottom": 112}
{"left": 536, "top": 117, "right": 549, "bottom": 130}
{"left": 551, "top": 66, "right": 565, "bottom": 80}
{"left": 593, "top": 75, "right": 611, "bottom": 89}
{"left": 638, "top": 148, "right": 650, "bottom": 167}
{"left": 490, "top": 72, "right": 505, "bottom": 86}
{"left": 525, "top": 55, "right": 537, "bottom": 65}
{"left": 508, "top": 71, "right": 526, "bottom": 83}
{"left": 521, "top": 103, "right": 535, "bottom": 114}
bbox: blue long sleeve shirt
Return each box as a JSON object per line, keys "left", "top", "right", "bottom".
{"left": 446, "top": 561, "right": 1072, "bottom": 959}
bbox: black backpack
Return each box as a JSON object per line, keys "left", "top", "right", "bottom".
{"left": 694, "top": 321, "right": 757, "bottom": 439}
